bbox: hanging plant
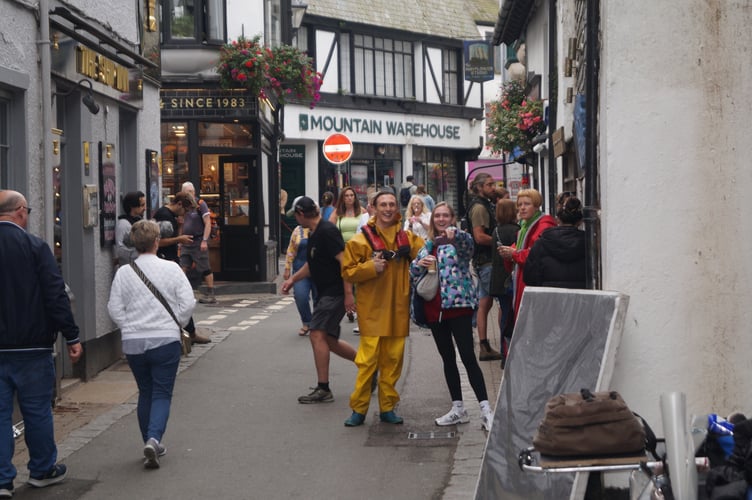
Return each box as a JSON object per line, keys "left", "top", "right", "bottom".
{"left": 485, "top": 79, "right": 546, "bottom": 157}
{"left": 216, "top": 36, "right": 323, "bottom": 108}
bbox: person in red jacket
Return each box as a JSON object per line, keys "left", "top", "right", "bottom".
{"left": 498, "top": 188, "right": 557, "bottom": 317}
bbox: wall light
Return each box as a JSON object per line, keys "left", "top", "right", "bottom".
{"left": 53, "top": 79, "right": 100, "bottom": 115}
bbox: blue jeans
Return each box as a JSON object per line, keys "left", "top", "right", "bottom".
{"left": 126, "top": 341, "right": 181, "bottom": 443}
{"left": 292, "top": 262, "right": 316, "bottom": 325}
{"left": 0, "top": 351, "right": 57, "bottom": 483}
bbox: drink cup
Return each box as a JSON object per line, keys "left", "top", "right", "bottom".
{"left": 427, "top": 256, "right": 437, "bottom": 274}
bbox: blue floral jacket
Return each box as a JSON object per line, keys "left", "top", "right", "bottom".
{"left": 409, "top": 230, "right": 478, "bottom": 314}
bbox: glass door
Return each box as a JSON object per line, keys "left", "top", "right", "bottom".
{"left": 218, "top": 155, "right": 257, "bottom": 280}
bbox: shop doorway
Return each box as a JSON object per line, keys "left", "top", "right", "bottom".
{"left": 217, "top": 155, "right": 258, "bottom": 280}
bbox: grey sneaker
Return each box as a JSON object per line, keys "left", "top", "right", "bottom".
{"left": 435, "top": 408, "right": 470, "bottom": 426}
{"left": 298, "top": 387, "right": 334, "bottom": 404}
{"left": 143, "top": 438, "right": 166, "bottom": 469}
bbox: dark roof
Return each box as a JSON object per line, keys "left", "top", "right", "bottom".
{"left": 307, "top": 0, "right": 498, "bottom": 39}
{"left": 492, "top": 0, "right": 536, "bottom": 46}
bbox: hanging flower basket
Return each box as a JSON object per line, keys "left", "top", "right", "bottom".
{"left": 216, "top": 36, "right": 323, "bottom": 108}
{"left": 485, "top": 79, "right": 546, "bottom": 157}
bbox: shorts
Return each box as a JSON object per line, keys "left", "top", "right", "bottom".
{"left": 476, "top": 263, "right": 493, "bottom": 299}
{"left": 309, "top": 295, "right": 345, "bottom": 339}
{"left": 180, "top": 244, "right": 212, "bottom": 275}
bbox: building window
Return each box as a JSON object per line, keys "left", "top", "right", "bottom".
{"left": 0, "top": 98, "right": 7, "bottom": 188}
{"left": 442, "top": 49, "right": 460, "bottom": 105}
{"left": 351, "top": 34, "right": 414, "bottom": 98}
{"left": 162, "top": 0, "right": 225, "bottom": 45}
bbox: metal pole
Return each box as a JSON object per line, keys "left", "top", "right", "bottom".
{"left": 584, "top": 0, "right": 601, "bottom": 290}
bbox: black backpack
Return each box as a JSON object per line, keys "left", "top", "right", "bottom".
{"left": 399, "top": 187, "right": 412, "bottom": 207}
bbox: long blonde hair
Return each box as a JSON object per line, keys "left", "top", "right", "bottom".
{"left": 427, "top": 202, "right": 456, "bottom": 240}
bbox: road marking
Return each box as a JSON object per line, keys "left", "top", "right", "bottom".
{"left": 228, "top": 326, "right": 250, "bottom": 331}
{"left": 239, "top": 320, "right": 260, "bottom": 326}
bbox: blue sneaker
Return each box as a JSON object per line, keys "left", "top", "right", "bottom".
{"left": 27, "top": 464, "right": 67, "bottom": 488}
{"left": 379, "top": 410, "right": 404, "bottom": 424}
{"left": 344, "top": 412, "right": 366, "bottom": 427}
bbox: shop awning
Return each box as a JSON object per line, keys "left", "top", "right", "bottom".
{"left": 492, "top": 0, "right": 536, "bottom": 46}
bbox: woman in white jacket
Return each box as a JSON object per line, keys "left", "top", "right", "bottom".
{"left": 108, "top": 220, "right": 196, "bottom": 469}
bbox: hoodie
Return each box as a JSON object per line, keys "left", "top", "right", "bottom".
{"left": 523, "top": 225, "right": 586, "bottom": 289}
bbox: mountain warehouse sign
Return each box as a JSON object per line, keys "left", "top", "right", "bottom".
{"left": 298, "top": 114, "right": 462, "bottom": 140}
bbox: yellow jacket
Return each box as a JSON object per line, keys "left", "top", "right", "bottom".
{"left": 342, "top": 218, "right": 424, "bottom": 337}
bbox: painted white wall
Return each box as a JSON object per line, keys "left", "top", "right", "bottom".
{"left": 601, "top": 1, "right": 752, "bottom": 428}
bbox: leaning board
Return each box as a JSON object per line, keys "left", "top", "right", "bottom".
{"left": 475, "top": 287, "right": 630, "bottom": 499}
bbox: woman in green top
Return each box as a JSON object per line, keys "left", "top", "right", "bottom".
{"left": 329, "top": 186, "right": 366, "bottom": 243}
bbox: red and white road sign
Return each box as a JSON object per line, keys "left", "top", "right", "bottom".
{"left": 322, "top": 133, "right": 353, "bottom": 165}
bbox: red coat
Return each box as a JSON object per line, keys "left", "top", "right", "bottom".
{"left": 505, "top": 214, "right": 557, "bottom": 316}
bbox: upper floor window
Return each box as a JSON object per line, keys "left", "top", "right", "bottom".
{"left": 162, "top": 0, "right": 225, "bottom": 45}
{"left": 349, "top": 34, "right": 414, "bottom": 98}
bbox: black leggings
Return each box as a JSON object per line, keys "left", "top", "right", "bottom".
{"left": 429, "top": 314, "right": 488, "bottom": 402}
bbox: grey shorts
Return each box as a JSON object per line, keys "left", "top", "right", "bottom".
{"left": 476, "top": 263, "right": 493, "bottom": 299}
{"left": 309, "top": 295, "right": 345, "bottom": 339}
{"left": 180, "top": 244, "right": 212, "bottom": 275}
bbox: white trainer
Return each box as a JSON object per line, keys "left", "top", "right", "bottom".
{"left": 435, "top": 408, "right": 470, "bottom": 426}
{"left": 481, "top": 408, "right": 493, "bottom": 431}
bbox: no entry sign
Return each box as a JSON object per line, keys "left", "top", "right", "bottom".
{"left": 322, "top": 133, "right": 353, "bottom": 164}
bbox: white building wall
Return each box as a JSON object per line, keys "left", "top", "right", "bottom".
{"left": 601, "top": 1, "right": 752, "bottom": 428}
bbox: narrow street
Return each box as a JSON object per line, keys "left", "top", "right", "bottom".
{"left": 12, "top": 291, "right": 502, "bottom": 499}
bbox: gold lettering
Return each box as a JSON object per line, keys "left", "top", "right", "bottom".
{"left": 171, "top": 98, "right": 178, "bottom": 108}
{"left": 195, "top": 98, "right": 204, "bottom": 108}
{"left": 206, "top": 97, "right": 213, "bottom": 108}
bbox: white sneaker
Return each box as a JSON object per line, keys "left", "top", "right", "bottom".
{"left": 435, "top": 408, "right": 469, "bottom": 426}
{"left": 481, "top": 409, "right": 493, "bottom": 431}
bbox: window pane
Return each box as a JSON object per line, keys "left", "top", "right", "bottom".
{"left": 351, "top": 35, "right": 413, "bottom": 98}
{"left": 170, "top": 0, "right": 196, "bottom": 39}
{"left": 198, "top": 122, "right": 253, "bottom": 148}
{"left": 206, "top": 0, "right": 225, "bottom": 41}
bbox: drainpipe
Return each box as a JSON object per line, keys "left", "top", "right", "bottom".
{"left": 546, "top": 0, "right": 558, "bottom": 214}
{"left": 584, "top": 0, "right": 601, "bottom": 289}
{"left": 39, "top": 0, "right": 54, "bottom": 246}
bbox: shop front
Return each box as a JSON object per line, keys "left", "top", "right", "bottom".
{"left": 160, "top": 88, "right": 274, "bottom": 281}
{"left": 281, "top": 105, "right": 484, "bottom": 213}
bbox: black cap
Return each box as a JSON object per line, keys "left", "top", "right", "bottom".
{"left": 291, "top": 196, "right": 318, "bottom": 216}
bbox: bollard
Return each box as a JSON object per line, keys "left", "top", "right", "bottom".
{"left": 660, "top": 392, "right": 698, "bottom": 500}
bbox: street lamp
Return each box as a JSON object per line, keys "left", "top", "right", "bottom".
{"left": 290, "top": 1, "right": 308, "bottom": 40}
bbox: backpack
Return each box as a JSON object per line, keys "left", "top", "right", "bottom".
{"left": 460, "top": 197, "right": 496, "bottom": 234}
{"left": 399, "top": 187, "right": 412, "bottom": 207}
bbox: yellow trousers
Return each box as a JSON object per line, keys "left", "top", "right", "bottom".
{"left": 349, "top": 336, "right": 406, "bottom": 415}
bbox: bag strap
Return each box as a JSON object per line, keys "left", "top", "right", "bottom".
{"left": 130, "top": 262, "right": 182, "bottom": 329}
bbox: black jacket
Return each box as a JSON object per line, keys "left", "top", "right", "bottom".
{"left": 0, "top": 221, "right": 80, "bottom": 351}
{"left": 523, "top": 225, "right": 586, "bottom": 289}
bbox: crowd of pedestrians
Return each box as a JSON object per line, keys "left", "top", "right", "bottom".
{"left": 281, "top": 181, "right": 586, "bottom": 434}
{"left": 1, "top": 176, "right": 587, "bottom": 489}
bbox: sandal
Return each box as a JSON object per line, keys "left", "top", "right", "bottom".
{"left": 298, "top": 326, "right": 310, "bottom": 336}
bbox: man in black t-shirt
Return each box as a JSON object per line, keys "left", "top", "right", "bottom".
{"left": 153, "top": 192, "right": 210, "bottom": 344}
{"left": 281, "top": 196, "right": 357, "bottom": 404}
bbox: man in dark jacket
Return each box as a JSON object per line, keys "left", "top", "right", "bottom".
{"left": 0, "top": 190, "right": 82, "bottom": 495}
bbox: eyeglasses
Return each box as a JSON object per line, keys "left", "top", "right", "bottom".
{"left": 17, "top": 206, "right": 31, "bottom": 214}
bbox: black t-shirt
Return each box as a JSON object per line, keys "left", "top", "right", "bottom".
{"left": 154, "top": 205, "right": 179, "bottom": 262}
{"left": 307, "top": 220, "right": 345, "bottom": 297}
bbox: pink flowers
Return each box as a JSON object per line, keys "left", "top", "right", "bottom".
{"left": 216, "top": 36, "right": 323, "bottom": 108}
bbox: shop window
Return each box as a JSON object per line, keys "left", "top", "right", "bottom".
{"left": 413, "top": 147, "right": 458, "bottom": 210}
{"left": 198, "top": 122, "right": 253, "bottom": 148}
{"left": 160, "top": 122, "right": 190, "bottom": 197}
{"left": 324, "top": 144, "right": 402, "bottom": 206}
{"left": 0, "top": 98, "right": 7, "bottom": 188}
{"left": 162, "top": 0, "right": 225, "bottom": 46}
